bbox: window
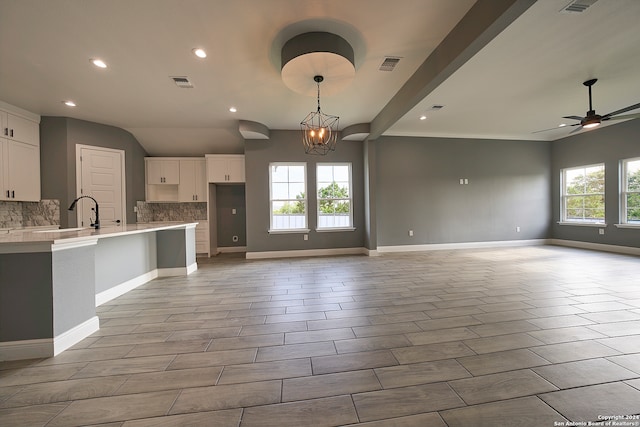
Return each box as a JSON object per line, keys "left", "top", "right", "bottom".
{"left": 621, "top": 157, "right": 640, "bottom": 225}
{"left": 561, "top": 163, "right": 605, "bottom": 223}
{"left": 317, "top": 163, "right": 353, "bottom": 230}
{"left": 269, "top": 163, "right": 307, "bottom": 232}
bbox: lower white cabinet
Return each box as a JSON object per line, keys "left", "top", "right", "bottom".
{"left": 195, "top": 220, "right": 210, "bottom": 255}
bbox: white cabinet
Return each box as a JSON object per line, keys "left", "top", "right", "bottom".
{"left": 1, "top": 110, "right": 39, "bottom": 146}
{"left": 145, "top": 157, "right": 208, "bottom": 203}
{"left": 178, "top": 159, "right": 207, "bottom": 202}
{"left": 146, "top": 158, "right": 179, "bottom": 184}
{"left": 206, "top": 154, "right": 245, "bottom": 183}
{"left": 195, "top": 220, "right": 210, "bottom": 255}
{"left": 0, "top": 105, "right": 40, "bottom": 202}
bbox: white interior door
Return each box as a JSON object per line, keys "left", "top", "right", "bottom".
{"left": 76, "top": 145, "right": 126, "bottom": 228}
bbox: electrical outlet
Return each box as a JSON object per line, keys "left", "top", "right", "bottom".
{"left": 304, "top": 234, "right": 308, "bottom": 241}
{"left": 516, "top": 226, "right": 520, "bottom": 232}
{"left": 459, "top": 179, "right": 464, "bottom": 185}
{"left": 232, "top": 208, "right": 236, "bottom": 215}
{"left": 599, "top": 228, "right": 605, "bottom": 235}
{"left": 409, "top": 230, "right": 413, "bottom": 237}
{"left": 464, "top": 178, "right": 469, "bottom": 185}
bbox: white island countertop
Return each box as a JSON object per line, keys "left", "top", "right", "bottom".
{"left": 0, "top": 222, "right": 198, "bottom": 252}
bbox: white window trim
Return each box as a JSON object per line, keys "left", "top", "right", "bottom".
{"left": 268, "top": 162, "right": 308, "bottom": 233}
{"left": 316, "top": 162, "right": 354, "bottom": 231}
{"left": 619, "top": 157, "right": 640, "bottom": 226}
{"left": 560, "top": 163, "right": 605, "bottom": 224}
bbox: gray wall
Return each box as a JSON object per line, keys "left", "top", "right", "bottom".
{"left": 245, "top": 130, "right": 365, "bottom": 253}
{"left": 95, "top": 233, "right": 157, "bottom": 294}
{"left": 216, "top": 184, "right": 247, "bottom": 247}
{"left": 40, "top": 117, "right": 148, "bottom": 227}
{"left": 550, "top": 119, "right": 640, "bottom": 248}
{"left": 375, "top": 136, "right": 551, "bottom": 246}
{"left": 0, "top": 252, "right": 53, "bottom": 341}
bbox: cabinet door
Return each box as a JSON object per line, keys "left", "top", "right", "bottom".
{"left": 227, "top": 157, "right": 245, "bottom": 182}
{"left": 162, "top": 160, "right": 180, "bottom": 184}
{"left": 178, "top": 160, "right": 197, "bottom": 202}
{"left": 207, "top": 156, "right": 228, "bottom": 183}
{"left": 194, "top": 159, "right": 207, "bottom": 201}
{"left": 6, "top": 139, "right": 40, "bottom": 201}
{"left": 147, "top": 159, "right": 180, "bottom": 184}
{"left": 6, "top": 114, "right": 39, "bottom": 146}
{"left": 0, "top": 140, "right": 6, "bottom": 199}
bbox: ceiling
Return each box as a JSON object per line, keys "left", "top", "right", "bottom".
{"left": 1, "top": 0, "right": 639, "bottom": 156}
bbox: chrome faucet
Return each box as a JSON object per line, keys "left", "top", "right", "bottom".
{"left": 68, "top": 196, "right": 100, "bottom": 229}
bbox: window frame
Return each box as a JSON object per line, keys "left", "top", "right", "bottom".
{"left": 618, "top": 157, "right": 640, "bottom": 228}
{"left": 559, "top": 163, "right": 606, "bottom": 226}
{"left": 268, "top": 162, "right": 309, "bottom": 233}
{"left": 316, "top": 162, "right": 355, "bottom": 231}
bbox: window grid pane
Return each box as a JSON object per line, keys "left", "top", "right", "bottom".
{"left": 270, "top": 163, "right": 307, "bottom": 230}
{"left": 317, "top": 164, "right": 352, "bottom": 229}
{"left": 622, "top": 158, "right": 640, "bottom": 224}
{"left": 562, "top": 164, "right": 605, "bottom": 223}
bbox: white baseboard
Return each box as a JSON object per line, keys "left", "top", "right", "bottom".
{"left": 0, "top": 316, "right": 100, "bottom": 361}
{"left": 550, "top": 239, "right": 640, "bottom": 256}
{"left": 158, "top": 262, "right": 198, "bottom": 277}
{"left": 377, "top": 239, "right": 549, "bottom": 253}
{"left": 0, "top": 339, "right": 53, "bottom": 361}
{"left": 246, "top": 247, "right": 367, "bottom": 259}
{"left": 218, "top": 246, "right": 247, "bottom": 253}
{"left": 54, "top": 316, "right": 100, "bottom": 356}
{"left": 96, "top": 271, "right": 158, "bottom": 306}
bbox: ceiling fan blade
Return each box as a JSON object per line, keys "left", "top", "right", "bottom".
{"left": 532, "top": 123, "right": 580, "bottom": 134}
{"left": 562, "top": 115, "right": 584, "bottom": 121}
{"left": 603, "top": 113, "right": 640, "bottom": 121}
{"left": 601, "top": 102, "right": 640, "bottom": 119}
{"left": 569, "top": 125, "right": 583, "bottom": 134}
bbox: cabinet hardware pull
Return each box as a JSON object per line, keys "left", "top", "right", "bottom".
{"left": 6, "top": 190, "right": 9, "bottom": 198}
{"left": 11, "top": 190, "right": 15, "bottom": 198}
{"left": 3, "top": 128, "right": 7, "bottom": 136}
{"left": 10, "top": 129, "right": 14, "bottom": 137}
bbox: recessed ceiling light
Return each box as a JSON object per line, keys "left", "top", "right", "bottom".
{"left": 63, "top": 100, "right": 76, "bottom": 107}
{"left": 193, "top": 48, "right": 207, "bottom": 59}
{"left": 229, "top": 107, "right": 237, "bottom": 113}
{"left": 91, "top": 58, "right": 107, "bottom": 68}
{"left": 419, "top": 115, "right": 427, "bottom": 120}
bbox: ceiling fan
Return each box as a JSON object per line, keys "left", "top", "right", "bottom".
{"left": 534, "top": 78, "right": 640, "bottom": 134}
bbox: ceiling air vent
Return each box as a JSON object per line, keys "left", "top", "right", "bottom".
{"left": 171, "top": 76, "right": 194, "bottom": 88}
{"left": 430, "top": 105, "right": 445, "bottom": 111}
{"left": 379, "top": 57, "right": 401, "bottom": 72}
{"left": 560, "top": 0, "right": 597, "bottom": 13}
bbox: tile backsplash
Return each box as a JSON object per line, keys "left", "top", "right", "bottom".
{"left": 136, "top": 201, "right": 207, "bottom": 223}
{"left": 0, "top": 199, "right": 60, "bottom": 228}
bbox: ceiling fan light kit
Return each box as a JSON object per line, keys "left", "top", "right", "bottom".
{"left": 536, "top": 78, "right": 640, "bottom": 135}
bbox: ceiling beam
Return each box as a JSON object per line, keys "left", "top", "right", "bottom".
{"left": 368, "top": 0, "right": 537, "bottom": 140}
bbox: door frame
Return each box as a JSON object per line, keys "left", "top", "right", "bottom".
{"left": 75, "top": 144, "right": 127, "bottom": 227}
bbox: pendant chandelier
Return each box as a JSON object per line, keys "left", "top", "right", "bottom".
{"left": 300, "top": 75, "right": 339, "bottom": 155}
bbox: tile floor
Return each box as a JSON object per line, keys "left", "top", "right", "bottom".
{"left": 2, "top": 246, "right": 640, "bottom": 426}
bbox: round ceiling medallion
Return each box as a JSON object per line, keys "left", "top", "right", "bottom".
{"left": 281, "top": 32, "right": 355, "bottom": 97}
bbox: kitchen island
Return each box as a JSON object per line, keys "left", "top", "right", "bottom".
{"left": 0, "top": 222, "right": 198, "bottom": 361}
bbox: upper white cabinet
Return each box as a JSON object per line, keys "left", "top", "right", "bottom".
{"left": 206, "top": 154, "right": 245, "bottom": 183}
{"left": 146, "top": 158, "right": 179, "bottom": 184}
{"left": 178, "top": 159, "right": 207, "bottom": 202}
{"left": 0, "top": 104, "right": 41, "bottom": 202}
{"left": 145, "top": 157, "right": 207, "bottom": 202}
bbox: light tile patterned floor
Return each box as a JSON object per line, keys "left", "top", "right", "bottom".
{"left": 2, "top": 246, "right": 640, "bottom": 426}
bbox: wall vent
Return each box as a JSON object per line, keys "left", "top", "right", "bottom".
{"left": 560, "top": 0, "right": 597, "bottom": 13}
{"left": 379, "top": 57, "right": 401, "bottom": 72}
{"left": 171, "top": 76, "right": 194, "bottom": 88}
